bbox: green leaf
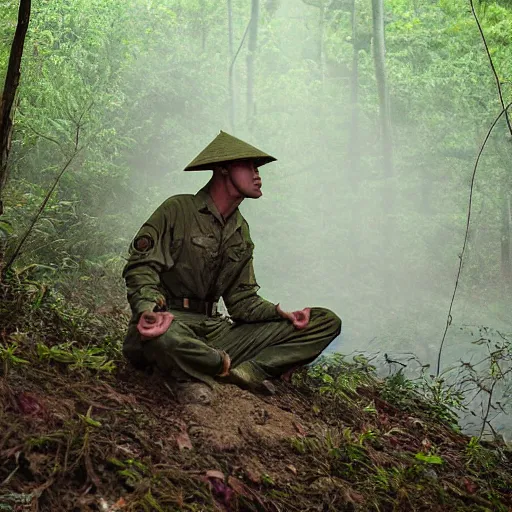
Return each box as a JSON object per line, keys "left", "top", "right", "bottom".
{"left": 0, "top": 220, "right": 13, "bottom": 236}
{"left": 78, "top": 413, "right": 102, "bottom": 428}
{"left": 321, "top": 374, "right": 334, "bottom": 384}
{"left": 415, "top": 453, "right": 444, "bottom": 464}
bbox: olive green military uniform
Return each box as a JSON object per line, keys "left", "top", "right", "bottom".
{"left": 122, "top": 131, "right": 341, "bottom": 387}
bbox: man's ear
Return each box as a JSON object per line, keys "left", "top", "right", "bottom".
{"left": 213, "top": 164, "right": 229, "bottom": 176}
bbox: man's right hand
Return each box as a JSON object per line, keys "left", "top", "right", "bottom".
{"left": 137, "top": 311, "right": 174, "bottom": 340}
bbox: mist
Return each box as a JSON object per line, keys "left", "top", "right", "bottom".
{"left": 113, "top": 0, "right": 512, "bottom": 365}
{"left": 3, "top": 0, "right": 512, "bottom": 436}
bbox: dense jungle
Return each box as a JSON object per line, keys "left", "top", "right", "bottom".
{"left": 0, "top": 0, "right": 512, "bottom": 510}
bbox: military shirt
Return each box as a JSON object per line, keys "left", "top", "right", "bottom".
{"left": 123, "top": 187, "right": 281, "bottom": 323}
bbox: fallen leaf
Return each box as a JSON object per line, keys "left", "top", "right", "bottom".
{"left": 286, "top": 464, "right": 297, "bottom": 475}
{"left": 463, "top": 477, "right": 478, "bottom": 494}
{"left": 244, "top": 468, "right": 261, "bottom": 484}
{"left": 17, "top": 392, "right": 45, "bottom": 417}
{"left": 176, "top": 431, "right": 193, "bottom": 451}
{"left": 293, "top": 421, "right": 307, "bottom": 437}
{"left": 206, "top": 470, "right": 225, "bottom": 481}
{"left": 345, "top": 488, "right": 365, "bottom": 504}
{"left": 110, "top": 497, "right": 127, "bottom": 510}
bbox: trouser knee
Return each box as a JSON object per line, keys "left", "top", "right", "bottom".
{"left": 123, "top": 324, "right": 183, "bottom": 372}
{"left": 313, "top": 307, "right": 342, "bottom": 338}
{"left": 123, "top": 325, "right": 149, "bottom": 370}
{"left": 143, "top": 333, "right": 185, "bottom": 370}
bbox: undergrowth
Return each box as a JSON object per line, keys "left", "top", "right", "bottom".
{"left": 0, "top": 273, "right": 511, "bottom": 511}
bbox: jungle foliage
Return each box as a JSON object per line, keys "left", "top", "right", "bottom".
{"left": 0, "top": 0, "right": 511, "bottom": 280}
{"left": 0, "top": 0, "right": 512, "bottom": 508}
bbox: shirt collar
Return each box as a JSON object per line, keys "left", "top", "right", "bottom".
{"left": 194, "top": 186, "right": 244, "bottom": 231}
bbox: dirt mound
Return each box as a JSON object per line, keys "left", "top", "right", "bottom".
{"left": 183, "top": 385, "right": 302, "bottom": 452}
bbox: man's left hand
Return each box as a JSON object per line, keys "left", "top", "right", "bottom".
{"left": 276, "top": 304, "right": 311, "bottom": 330}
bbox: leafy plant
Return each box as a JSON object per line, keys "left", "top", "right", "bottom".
{"left": 414, "top": 453, "right": 444, "bottom": 465}
{"left": 381, "top": 367, "right": 462, "bottom": 430}
{"left": 36, "top": 341, "right": 115, "bottom": 372}
{"left": 464, "top": 436, "right": 499, "bottom": 470}
{"left": 298, "top": 353, "right": 378, "bottom": 405}
{"left": 0, "top": 342, "right": 29, "bottom": 376}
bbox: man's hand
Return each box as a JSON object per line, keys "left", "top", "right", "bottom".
{"left": 276, "top": 304, "right": 311, "bottom": 330}
{"left": 137, "top": 311, "right": 174, "bottom": 340}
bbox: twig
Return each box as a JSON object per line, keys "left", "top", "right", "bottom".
{"left": 228, "top": 16, "right": 252, "bottom": 130}
{"left": 229, "top": 18, "right": 251, "bottom": 75}
{"left": 17, "top": 110, "right": 66, "bottom": 154}
{"left": 2, "top": 120, "right": 84, "bottom": 276}
{"left": 469, "top": 0, "right": 512, "bottom": 137}
{"left": 435, "top": 102, "right": 512, "bottom": 376}
{"left": 0, "top": 464, "right": 19, "bottom": 487}
{"left": 479, "top": 379, "right": 498, "bottom": 439}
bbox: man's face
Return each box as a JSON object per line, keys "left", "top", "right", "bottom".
{"left": 227, "top": 160, "right": 262, "bottom": 199}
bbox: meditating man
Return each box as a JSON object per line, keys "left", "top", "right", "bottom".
{"left": 122, "top": 131, "right": 341, "bottom": 404}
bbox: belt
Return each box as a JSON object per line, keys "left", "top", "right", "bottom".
{"left": 167, "top": 297, "right": 217, "bottom": 317}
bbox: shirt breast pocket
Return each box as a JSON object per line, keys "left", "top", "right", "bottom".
{"left": 191, "top": 235, "right": 218, "bottom": 260}
{"left": 226, "top": 241, "right": 253, "bottom": 262}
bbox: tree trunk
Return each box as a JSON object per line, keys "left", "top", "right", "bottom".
{"left": 200, "top": 0, "right": 207, "bottom": 51}
{"left": 372, "top": 0, "right": 394, "bottom": 296}
{"left": 348, "top": 0, "right": 360, "bottom": 186}
{"left": 246, "top": 0, "right": 259, "bottom": 127}
{"left": 501, "top": 191, "right": 511, "bottom": 282}
{"left": 371, "top": 0, "right": 393, "bottom": 178}
{"left": 0, "top": 0, "right": 32, "bottom": 217}
{"left": 318, "top": 4, "right": 325, "bottom": 83}
{"left": 227, "top": 0, "right": 235, "bottom": 131}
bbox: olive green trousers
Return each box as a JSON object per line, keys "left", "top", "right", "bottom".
{"left": 123, "top": 307, "right": 341, "bottom": 386}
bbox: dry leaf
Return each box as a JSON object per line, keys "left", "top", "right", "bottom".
{"left": 463, "top": 477, "right": 478, "bottom": 494}
{"left": 345, "top": 488, "right": 365, "bottom": 504}
{"left": 421, "top": 438, "right": 432, "bottom": 451}
{"left": 111, "top": 497, "right": 127, "bottom": 510}
{"left": 293, "top": 421, "right": 307, "bottom": 437}
{"left": 176, "top": 431, "right": 193, "bottom": 451}
{"left": 286, "top": 464, "right": 297, "bottom": 475}
{"left": 244, "top": 468, "right": 261, "bottom": 484}
{"left": 206, "top": 470, "right": 225, "bottom": 481}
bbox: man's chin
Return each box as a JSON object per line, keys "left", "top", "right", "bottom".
{"left": 246, "top": 190, "right": 263, "bottom": 199}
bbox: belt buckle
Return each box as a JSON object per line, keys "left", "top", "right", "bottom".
{"left": 183, "top": 298, "right": 190, "bottom": 309}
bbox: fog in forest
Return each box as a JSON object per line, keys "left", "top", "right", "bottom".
{"left": 3, "top": 0, "right": 512, "bottom": 437}
{"left": 119, "top": 0, "right": 511, "bottom": 367}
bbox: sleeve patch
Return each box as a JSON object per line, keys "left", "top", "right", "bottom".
{"left": 133, "top": 234, "right": 154, "bottom": 253}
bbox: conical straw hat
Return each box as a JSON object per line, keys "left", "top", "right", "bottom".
{"left": 184, "top": 130, "right": 277, "bottom": 171}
